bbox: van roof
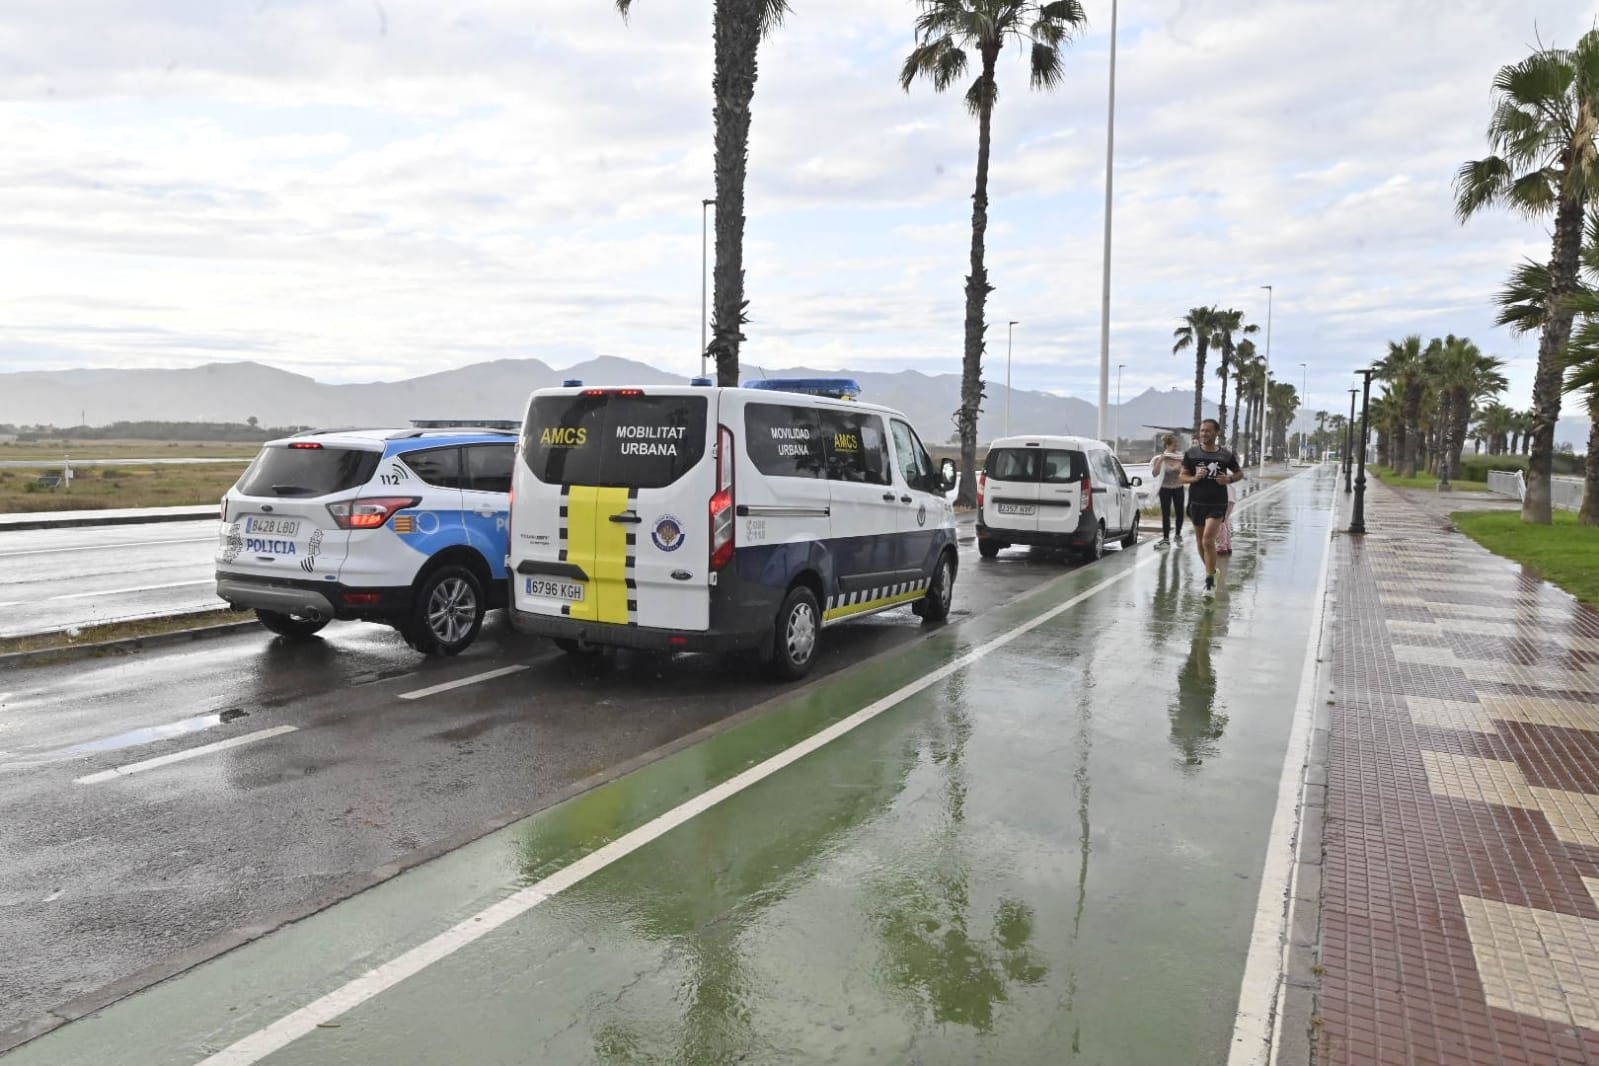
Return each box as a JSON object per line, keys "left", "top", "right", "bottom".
{"left": 527, "top": 384, "right": 908, "bottom": 420}
{"left": 988, "top": 434, "right": 1110, "bottom": 450}
{"left": 262, "top": 427, "right": 517, "bottom": 449}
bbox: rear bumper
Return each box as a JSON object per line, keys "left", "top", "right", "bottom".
{"left": 977, "top": 513, "right": 1096, "bottom": 547}
{"left": 508, "top": 607, "right": 759, "bottom": 654}
{"left": 216, "top": 572, "right": 410, "bottom": 620}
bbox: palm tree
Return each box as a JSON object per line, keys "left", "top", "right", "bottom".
{"left": 1267, "top": 382, "right": 1299, "bottom": 458}
{"left": 1431, "top": 337, "right": 1508, "bottom": 488}
{"left": 902, "top": 0, "right": 1088, "bottom": 507}
{"left": 1209, "top": 309, "right": 1258, "bottom": 443}
{"left": 1554, "top": 292, "right": 1599, "bottom": 523}
{"left": 1455, "top": 29, "right": 1599, "bottom": 522}
{"left": 1477, "top": 402, "right": 1516, "bottom": 455}
{"left": 616, "top": 0, "right": 791, "bottom": 387}
{"left": 1369, "top": 389, "right": 1399, "bottom": 468}
{"left": 1230, "top": 339, "right": 1259, "bottom": 452}
{"left": 1173, "top": 306, "right": 1223, "bottom": 433}
{"left": 1376, "top": 335, "right": 1429, "bottom": 478}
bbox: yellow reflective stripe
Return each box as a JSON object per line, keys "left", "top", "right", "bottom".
{"left": 592, "top": 486, "right": 632, "bottom": 624}
{"left": 564, "top": 486, "right": 599, "bottom": 621}
{"left": 823, "top": 588, "right": 924, "bottom": 623}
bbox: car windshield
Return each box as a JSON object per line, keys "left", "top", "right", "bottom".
{"left": 236, "top": 446, "right": 381, "bottom": 498}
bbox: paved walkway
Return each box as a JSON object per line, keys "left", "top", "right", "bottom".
{"left": 1315, "top": 475, "right": 1599, "bottom": 1063}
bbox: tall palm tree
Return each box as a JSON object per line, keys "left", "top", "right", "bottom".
{"left": 1267, "top": 382, "right": 1299, "bottom": 458}
{"left": 1431, "top": 337, "right": 1508, "bottom": 488}
{"left": 1376, "top": 335, "right": 1430, "bottom": 478}
{"left": 1369, "top": 390, "right": 1398, "bottom": 468}
{"left": 1209, "top": 309, "right": 1258, "bottom": 443}
{"left": 1173, "top": 306, "right": 1224, "bottom": 433}
{"left": 1230, "top": 339, "right": 1259, "bottom": 451}
{"left": 902, "top": 0, "right": 1088, "bottom": 507}
{"left": 1455, "top": 29, "right": 1599, "bottom": 523}
{"left": 1476, "top": 402, "right": 1516, "bottom": 455}
{"left": 616, "top": 0, "right": 791, "bottom": 386}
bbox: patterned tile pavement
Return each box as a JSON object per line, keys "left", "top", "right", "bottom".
{"left": 1316, "top": 476, "right": 1599, "bottom": 1064}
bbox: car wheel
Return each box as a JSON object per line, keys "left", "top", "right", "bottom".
{"left": 768, "top": 585, "right": 820, "bottom": 681}
{"left": 255, "top": 608, "right": 328, "bottom": 639}
{"left": 1083, "top": 522, "right": 1105, "bottom": 562}
{"left": 1121, "top": 516, "right": 1140, "bottom": 548}
{"left": 404, "top": 565, "right": 485, "bottom": 656}
{"left": 978, "top": 538, "right": 1002, "bottom": 559}
{"left": 919, "top": 552, "right": 955, "bottom": 624}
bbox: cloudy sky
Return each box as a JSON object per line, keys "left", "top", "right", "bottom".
{"left": 3, "top": 0, "right": 1595, "bottom": 419}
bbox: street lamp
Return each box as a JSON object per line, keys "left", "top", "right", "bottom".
{"left": 1344, "top": 387, "right": 1357, "bottom": 493}
{"left": 1115, "top": 363, "right": 1125, "bottom": 451}
{"left": 1258, "top": 284, "right": 1273, "bottom": 479}
{"left": 1006, "top": 320, "right": 1019, "bottom": 436}
{"left": 1298, "top": 361, "right": 1308, "bottom": 460}
{"left": 1095, "top": 0, "right": 1120, "bottom": 443}
{"left": 701, "top": 198, "right": 716, "bottom": 378}
{"left": 1350, "top": 367, "right": 1378, "bottom": 534}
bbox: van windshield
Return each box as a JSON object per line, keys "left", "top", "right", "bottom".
{"left": 523, "top": 393, "right": 708, "bottom": 489}
{"left": 985, "top": 447, "right": 1088, "bottom": 483}
{"left": 236, "top": 445, "right": 381, "bottom": 498}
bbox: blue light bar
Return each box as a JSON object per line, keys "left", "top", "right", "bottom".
{"left": 746, "top": 377, "right": 862, "bottom": 400}
{"left": 562, "top": 379, "right": 584, "bottom": 387}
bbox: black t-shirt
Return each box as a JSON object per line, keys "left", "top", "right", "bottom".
{"left": 1182, "top": 445, "right": 1241, "bottom": 507}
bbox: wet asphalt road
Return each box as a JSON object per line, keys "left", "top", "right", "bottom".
{"left": 0, "top": 521, "right": 223, "bottom": 637}
{"left": 0, "top": 531, "right": 1113, "bottom": 1038}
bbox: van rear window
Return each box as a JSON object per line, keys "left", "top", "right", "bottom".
{"left": 237, "top": 446, "right": 381, "bottom": 498}
{"left": 523, "top": 394, "right": 708, "bottom": 489}
{"left": 985, "top": 447, "right": 1088, "bottom": 483}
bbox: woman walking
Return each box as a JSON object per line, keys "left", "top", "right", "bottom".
{"left": 1150, "top": 434, "right": 1186, "bottom": 548}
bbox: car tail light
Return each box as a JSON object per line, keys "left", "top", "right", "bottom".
{"left": 710, "top": 424, "right": 735, "bottom": 570}
{"left": 342, "top": 591, "right": 382, "bottom": 605}
{"left": 977, "top": 471, "right": 986, "bottom": 509}
{"left": 289, "top": 441, "right": 323, "bottom": 449}
{"left": 1080, "top": 475, "right": 1094, "bottom": 512}
{"left": 326, "top": 496, "right": 422, "bottom": 530}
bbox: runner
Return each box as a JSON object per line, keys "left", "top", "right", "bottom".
{"left": 1180, "top": 418, "right": 1244, "bottom": 596}
{"left": 1149, "top": 433, "right": 1186, "bottom": 548}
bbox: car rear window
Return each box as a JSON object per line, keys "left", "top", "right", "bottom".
{"left": 523, "top": 393, "right": 708, "bottom": 489}
{"left": 985, "top": 447, "right": 1088, "bottom": 483}
{"left": 236, "top": 445, "right": 381, "bottom": 498}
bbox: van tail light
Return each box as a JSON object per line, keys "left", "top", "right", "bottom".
{"left": 977, "top": 471, "right": 986, "bottom": 509}
{"left": 326, "top": 496, "right": 422, "bottom": 530}
{"left": 710, "top": 424, "right": 736, "bottom": 570}
{"left": 1080, "top": 475, "right": 1094, "bottom": 513}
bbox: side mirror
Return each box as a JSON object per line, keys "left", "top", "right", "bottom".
{"left": 940, "top": 457, "right": 958, "bottom": 492}
{"left": 1130, "top": 476, "right": 1143, "bottom": 487}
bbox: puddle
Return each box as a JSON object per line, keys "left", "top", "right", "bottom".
{"left": 61, "top": 708, "right": 249, "bottom": 755}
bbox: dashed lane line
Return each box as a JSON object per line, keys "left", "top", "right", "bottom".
{"left": 397, "top": 665, "right": 530, "bottom": 701}
{"left": 75, "top": 726, "right": 299, "bottom": 785}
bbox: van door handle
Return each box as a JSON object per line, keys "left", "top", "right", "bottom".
{"left": 609, "top": 511, "right": 643, "bottom": 524}
{"left": 900, "top": 495, "right": 913, "bottom": 504}
{"left": 882, "top": 492, "right": 897, "bottom": 501}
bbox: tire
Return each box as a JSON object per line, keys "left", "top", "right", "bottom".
{"left": 1082, "top": 521, "right": 1106, "bottom": 562}
{"left": 768, "top": 585, "right": 821, "bottom": 681}
{"left": 553, "top": 637, "right": 602, "bottom": 656}
{"left": 403, "top": 565, "right": 485, "bottom": 656}
{"left": 920, "top": 552, "right": 955, "bottom": 624}
{"left": 978, "top": 538, "right": 1002, "bottom": 559}
{"left": 255, "top": 608, "right": 328, "bottom": 639}
{"left": 1121, "top": 516, "right": 1140, "bottom": 549}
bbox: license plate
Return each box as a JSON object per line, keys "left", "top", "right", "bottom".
{"left": 245, "top": 516, "right": 301, "bottom": 536}
{"left": 525, "top": 578, "right": 586, "bottom": 602}
{"left": 996, "top": 503, "right": 1035, "bottom": 516}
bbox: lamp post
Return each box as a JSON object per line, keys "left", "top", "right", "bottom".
{"left": 1006, "top": 320, "right": 1019, "bottom": 436}
{"left": 1350, "top": 367, "right": 1377, "bottom": 535}
{"left": 1095, "top": 0, "right": 1120, "bottom": 443}
{"left": 1115, "top": 363, "right": 1125, "bottom": 451}
{"left": 700, "top": 198, "right": 716, "bottom": 378}
{"left": 1344, "top": 387, "right": 1356, "bottom": 492}
{"left": 1258, "top": 284, "right": 1273, "bottom": 479}
{"left": 1298, "top": 361, "right": 1308, "bottom": 460}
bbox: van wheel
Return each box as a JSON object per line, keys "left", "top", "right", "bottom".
{"left": 978, "top": 538, "right": 1002, "bottom": 559}
{"left": 768, "top": 586, "right": 820, "bottom": 681}
{"left": 256, "top": 609, "right": 328, "bottom": 639}
{"left": 919, "top": 553, "right": 955, "bottom": 623}
{"left": 1082, "top": 522, "right": 1106, "bottom": 562}
{"left": 1121, "top": 517, "right": 1140, "bottom": 549}
{"left": 403, "top": 565, "right": 484, "bottom": 656}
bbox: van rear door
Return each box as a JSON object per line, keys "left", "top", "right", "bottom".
{"left": 1035, "top": 448, "right": 1089, "bottom": 538}
{"left": 981, "top": 447, "right": 1041, "bottom": 534}
{"left": 515, "top": 390, "right": 712, "bottom": 631}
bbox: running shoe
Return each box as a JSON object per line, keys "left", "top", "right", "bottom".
{"left": 1204, "top": 573, "right": 1216, "bottom": 596}
{"left": 1156, "top": 537, "right": 1170, "bottom": 548}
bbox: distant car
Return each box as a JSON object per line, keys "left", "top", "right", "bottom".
{"left": 215, "top": 424, "right": 516, "bottom": 655}
{"left": 976, "top": 434, "right": 1143, "bottom": 561}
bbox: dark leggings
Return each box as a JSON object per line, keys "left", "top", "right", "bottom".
{"left": 1159, "top": 487, "right": 1186, "bottom": 537}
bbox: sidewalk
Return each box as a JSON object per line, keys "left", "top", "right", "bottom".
{"left": 1311, "top": 476, "right": 1599, "bottom": 1063}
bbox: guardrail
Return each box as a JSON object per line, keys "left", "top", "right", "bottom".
{"left": 1486, "top": 469, "right": 1585, "bottom": 512}
{"left": 1487, "top": 469, "right": 1525, "bottom": 500}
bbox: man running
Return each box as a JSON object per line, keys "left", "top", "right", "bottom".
{"left": 1180, "top": 418, "right": 1244, "bottom": 596}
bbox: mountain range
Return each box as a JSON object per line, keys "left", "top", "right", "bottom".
{"left": 0, "top": 357, "right": 1585, "bottom": 450}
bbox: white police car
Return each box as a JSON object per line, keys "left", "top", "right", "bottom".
{"left": 215, "top": 423, "right": 516, "bottom": 655}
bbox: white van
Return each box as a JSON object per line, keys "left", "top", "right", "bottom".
{"left": 976, "top": 434, "right": 1143, "bottom": 560}
{"left": 508, "top": 380, "right": 959, "bottom": 679}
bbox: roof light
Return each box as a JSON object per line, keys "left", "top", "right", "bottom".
{"left": 288, "top": 442, "right": 323, "bottom": 449}
{"left": 690, "top": 376, "right": 713, "bottom": 387}
{"left": 745, "top": 378, "right": 861, "bottom": 400}
{"left": 563, "top": 379, "right": 584, "bottom": 388}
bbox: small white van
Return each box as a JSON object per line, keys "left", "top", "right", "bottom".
{"left": 508, "top": 380, "right": 959, "bottom": 679}
{"left": 976, "top": 434, "right": 1143, "bottom": 560}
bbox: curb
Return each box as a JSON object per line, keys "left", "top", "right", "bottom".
{"left": 0, "top": 617, "right": 259, "bottom": 669}
{"left": 0, "top": 509, "right": 216, "bottom": 533}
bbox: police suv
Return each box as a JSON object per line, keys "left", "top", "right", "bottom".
{"left": 216, "top": 423, "right": 516, "bottom": 655}
{"left": 508, "top": 379, "right": 958, "bottom": 679}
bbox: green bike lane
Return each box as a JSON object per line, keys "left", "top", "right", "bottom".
{"left": 8, "top": 469, "right": 1335, "bottom": 1066}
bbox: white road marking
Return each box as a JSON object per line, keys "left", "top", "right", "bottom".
{"left": 196, "top": 473, "right": 1308, "bottom": 1066}
{"left": 1229, "top": 476, "right": 1339, "bottom": 1066}
{"left": 49, "top": 580, "right": 215, "bottom": 602}
{"left": 397, "top": 665, "right": 529, "bottom": 701}
{"left": 0, "top": 537, "right": 213, "bottom": 559}
{"left": 75, "top": 726, "right": 299, "bottom": 785}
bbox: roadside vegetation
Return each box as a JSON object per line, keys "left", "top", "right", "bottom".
{"left": 0, "top": 439, "right": 260, "bottom": 461}
{"left": 1368, "top": 464, "right": 1490, "bottom": 492}
{"left": 0, "top": 609, "right": 247, "bottom": 659}
{"left": 0, "top": 463, "right": 243, "bottom": 513}
{"left": 1451, "top": 509, "right": 1599, "bottom": 610}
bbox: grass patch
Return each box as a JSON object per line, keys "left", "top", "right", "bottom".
{"left": 1451, "top": 509, "right": 1599, "bottom": 610}
{"left": 0, "top": 462, "right": 245, "bottom": 513}
{"left": 0, "top": 609, "right": 251, "bottom": 658}
{"left": 0, "top": 439, "right": 261, "bottom": 461}
{"left": 1369, "top": 464, "right": 1489, "bottom": 493}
